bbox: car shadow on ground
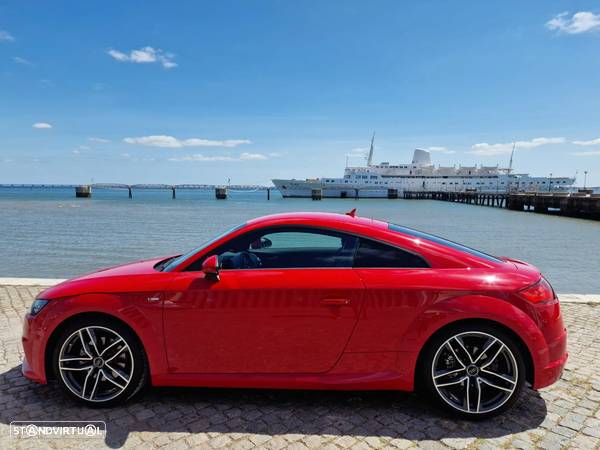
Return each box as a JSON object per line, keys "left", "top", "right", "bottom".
{"left": 0, "top": 366, "right": 547, "bottom": 448}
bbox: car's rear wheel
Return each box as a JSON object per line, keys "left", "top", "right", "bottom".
{"left": 52, "top": 317, "right": 148, "bottom": 406}
{"left": 421, "top": 324, "right": 525, "bottom": 419}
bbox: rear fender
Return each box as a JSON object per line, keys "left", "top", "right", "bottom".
{"left": 400, "top": 294, "right": 548, "bottom": 390}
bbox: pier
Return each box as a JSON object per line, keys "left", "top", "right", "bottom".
{"left": 403, "top": 191, "right": 508, "bottom": 207}
{"left": 403, "top": 190, "right": 600, "bottom": 220}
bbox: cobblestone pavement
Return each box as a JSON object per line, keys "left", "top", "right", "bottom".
{"left": 1, "top": 285, "right": 599, "bottom": 449}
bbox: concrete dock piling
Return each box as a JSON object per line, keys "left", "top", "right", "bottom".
{"left": 311, "top": 188, "right": 323, "bottom": 200}
{"left": 75, "top": 185, "right": 92, "bottom": 198}
{"left": 215, "top": 187, "right": 228, "bottom": 199}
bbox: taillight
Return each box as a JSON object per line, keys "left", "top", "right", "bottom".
{"left": 518, "top": 278, "right": 555, "bottom": 303}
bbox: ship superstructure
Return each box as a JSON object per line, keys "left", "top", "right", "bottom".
{"left": 272, "top": 139, "right": 575, "bottom": 198}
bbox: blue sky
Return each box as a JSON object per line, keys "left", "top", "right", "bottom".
{"left": 1, "top": 1, "right": 600, "bottom": 186}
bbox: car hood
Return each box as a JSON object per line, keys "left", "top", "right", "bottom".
{"left": 37, "top": 257, "right": 173, "bottom": 300}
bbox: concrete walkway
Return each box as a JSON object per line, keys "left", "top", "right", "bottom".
{"left": 0, "top": 284, "right": 599, "bottom": 449}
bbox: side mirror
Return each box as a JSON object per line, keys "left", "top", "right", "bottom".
{"left": 202, "top": 255, "right": 220, "bottom": 280}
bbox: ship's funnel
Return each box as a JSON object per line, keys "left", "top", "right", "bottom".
{"left": 412, "top": 149, "right": 432, "bottom": 166}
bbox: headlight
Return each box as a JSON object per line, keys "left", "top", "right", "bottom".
{"left": 30, "top": 299, "right": 49, "bottom": 316}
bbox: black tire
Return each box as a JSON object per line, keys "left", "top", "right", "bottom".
{"left": 52, "top": 316, "right": 148, "bottom": 407}
{"left": 420, "top": 323, "right": 526, "bottom": 419}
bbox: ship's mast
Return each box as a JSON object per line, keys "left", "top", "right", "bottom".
{"left": 508, "top": 142, "right": 515, "bottom": 174}
{"left": 367, "top": 132, "right": 375, "bottom": 166}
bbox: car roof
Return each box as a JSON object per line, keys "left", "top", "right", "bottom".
{"left": 246, "top": 211, "right": 389, "bottom": 230}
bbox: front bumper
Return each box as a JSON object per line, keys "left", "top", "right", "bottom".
{"left": 21, "top": 312, "right": 48, "bottom": 384}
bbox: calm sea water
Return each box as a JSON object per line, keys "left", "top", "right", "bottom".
{"left": 1, "top": 187, "right": 598, "bottom": 293}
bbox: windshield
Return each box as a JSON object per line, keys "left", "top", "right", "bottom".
{"left": 388, "top": 223, "right": 503, "bottom": 264}
{"left": 162, "top": 223, "right": 247, "bottom": 272}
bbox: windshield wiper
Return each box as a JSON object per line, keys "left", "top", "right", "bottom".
{"left": 156, "top": 256, "right": 177, "bottom": 271}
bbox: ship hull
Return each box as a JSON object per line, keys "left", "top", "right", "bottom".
{"left": 272, "top": 178, "right": 575, "bottom": 199}
{"left": 272, "top": 180, "right": 392, "bottom": 198}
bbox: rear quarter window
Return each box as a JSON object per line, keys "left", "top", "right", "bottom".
{"left": 353, "top": 238, "right": 429, "bottom": 268}
{"left": 388, "top": 224, "right": 503, "bottom": 264}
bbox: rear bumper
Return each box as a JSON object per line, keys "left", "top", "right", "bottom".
{"left": 533, "top": 326, "right": 568, "bottom": 389}
{"left": 534, "top": 351, "right": 568, "bottom": 389}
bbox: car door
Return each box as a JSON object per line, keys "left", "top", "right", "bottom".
{"left": 163, "top": 227, "right": 364, "bottom": 374}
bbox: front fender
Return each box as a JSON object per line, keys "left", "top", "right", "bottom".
{"left": 36, "top": 292, "right": 167, "bottom": 383}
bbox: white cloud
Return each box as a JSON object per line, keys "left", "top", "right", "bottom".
{"left": 345, "top": 147, "right": 369, "bottom": 157}
{"left": 546, "top": 11, "right": 600, "bottom": 34}
{"left": 573, "top": 137, "right": 600, "bottom": 146}
{"left": 268, "top": 152, "right": 284, "bottom": 157}
{"left": 169, "top": 154, "right": 236, "bottom": 162}
{"left": 425, "top": 146, "right": 456, "bottom": 154}
{"left": 13, "top": 56, "right": 32, "bottom": 66}
{"left": 32, "top": 122, "right": 52, "bottom": 129}
{"left": 123, "top": 135, "right": 251, "bottom": 148}
{"left": 107, "top": 46, "right": 177, "bottom": 69}
{"left": 240, "top": 152, "right": 267, "bottom": 160}
{"left": 119, "top": 152, "right": 155, "bottom": 163}
{"left": 572, "top": 150, "right": 600, "bottom": 157}
{"left": 107, "top": 49, "right": 127, "bottom": 61}
{"left": 169, "top": 152, "right": 268, "bottom": 162}
{"left": 0, "top": 30, "right": 14, "bottom": 42}
{"left": 468, "top": 137, "right": 565, "bottom": 156}
{"left": 89, "top": 137, "right": 110, "bottom": 143}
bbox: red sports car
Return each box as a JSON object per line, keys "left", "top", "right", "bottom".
{"left": 22, "top": 211, "right": 567, "bottom": 418}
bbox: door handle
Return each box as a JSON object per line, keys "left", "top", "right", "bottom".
{"left": 321, "top": 298, "right": 352, "bottom": 306}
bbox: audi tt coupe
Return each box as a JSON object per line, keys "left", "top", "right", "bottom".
{"left": 22, "top": 211, "right": 567, "bottom": 418}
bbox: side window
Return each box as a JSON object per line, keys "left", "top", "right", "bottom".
{"left": 353, "top": 238, "right": 429, "bottom": 268}
{"left": 215, "top": 228, "right": 359, "bottom": 270}
{"left": 258, "top": 231, "right": 343, "bottom": 249}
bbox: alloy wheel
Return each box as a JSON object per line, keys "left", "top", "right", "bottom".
{"left": 431, "top": 331, "right": 518, "bottom": 414}
{"left": 58, "top": 326, "right": 134, "bottom": 403}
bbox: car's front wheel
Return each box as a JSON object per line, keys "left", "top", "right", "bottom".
{"left": 52, "top": 317, "right": 148, "bottom": 406}
{"left": 421, "top": 324, "right": 526, "bottom": 419}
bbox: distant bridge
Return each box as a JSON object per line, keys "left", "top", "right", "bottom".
{"left": 0, "top": 183, "right": 273, "bottom": 200}
{"left": 0, "top": 184, "right": 271, "bottom": 190}
{"left": 90, "top": 183, "right": 269, "bottom": 190}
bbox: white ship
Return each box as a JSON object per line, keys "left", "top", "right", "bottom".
{"left": 272, "top": 136, "right": 575, "bottom": 198}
